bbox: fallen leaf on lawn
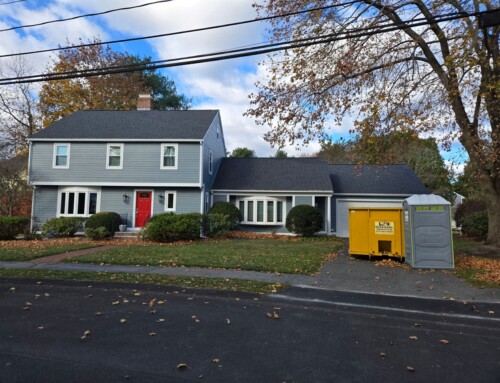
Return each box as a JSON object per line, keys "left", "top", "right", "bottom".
{"left": 123, "top": 299, "right": 129, "bottom": 303}
{"left": 379, "top": 352, "right": 386, "bottom": 358}
{"left": 149, "top": 298, "right": 156, "bottom": 308}
{"left": 177, "top": 363, "right": 187, "bottom": 369}
{"left": 439, "top": 339, "right": 449, "bottom": 344}
{"left": 133, "top": 292, "right": 142, "bottom": 296}
{"left": 273, "top": 307, "right": 282, "bottom": 310}
{"left": 157, "top": 300, "right": 165, "bottom": 305}
{"left": 111, "top": 301, "right": 120, "bottom": 305}
{"left": 406, "top": 366, "right": 415, "bottom": 372}
{"left": 120, "top": 319, "right": 127, "bottom": 324}
{"left": 81, "top": 330, "right": 91, "bottom": 340}
{"left": 266, "top": 311, "right": 280, "bottom": 319}
{"left": 488, "top": 310, "right": 495, "bottom": 314}
{"left": 9, "top": 287, "right": 16, "bottom": 292}
{"left": 409, "top": 336, "right": 418, "bottom": 340}
{"left": 149, "top": 332, "right": 157, "bottom": 336}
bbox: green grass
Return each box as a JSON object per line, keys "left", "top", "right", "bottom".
{"left": 66, "top": 237, "right": 344, "bottom": 275}
{"left": 453, "top": 234, "right": 482, "bottom": 253}
{"left": 0, "top": 243, "right": 99, "bottom": 262}
{"left": 455, "top": 269, "right": 500, "bottom": 289}
{"left": 0, "top": 268, "right": 284, "bottom": 294}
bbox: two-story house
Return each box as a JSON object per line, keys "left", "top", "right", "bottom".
{"left": 28, "top": 95, "right": 225, "bottom": 229}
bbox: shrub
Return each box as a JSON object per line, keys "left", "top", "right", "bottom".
{"left": 42, "top": 217, "right": 85, "bottom": 237}
{"left": 142, "top": 213, "right": 202, "bottom": 242}
{"left": 454, "top": 199, "right": 486, "bottom": 228}
{"left": 461, "top": 211, "right": 488, "bottom": 239}
{"left": 285, "top": 205, "right": 323, "bottom": 237}
{"left": 0, "top": 216, "right": 30, "bottom": 240}
{"left": 204, "top": 213, "right": 232, "bottom": 238}
{"left": 209, "top": 201, "right": 241, "bottom": 228}
{"left": 85, "top": 226, "right": 111, "bottom": 240}
{"left": 85, "top": 212, "right": 121, "bottom": 235}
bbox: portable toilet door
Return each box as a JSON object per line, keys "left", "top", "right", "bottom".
{"left": 403, "top": 194, "right": 454, "bottom": 269}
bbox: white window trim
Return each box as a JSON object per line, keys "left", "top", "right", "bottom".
{"left": 106, "top": 143, "right": 124, "bottom": 169}
{"left": 164, "top": 191, "right": 177, "bottom": 212}
{"left": 53, "top": 143, "right": 70, "bottom": 169}
{"left": 161, "top": 143, "right": 178, "bottom": 170}
{"left": 56, "top": 187, "right": 101, "bottom": 217}
{"left": 209, "top": 151, "right": 213, "bottom": 175}
{"left": 236, "top": 196, "right": 285, "bottom": 226}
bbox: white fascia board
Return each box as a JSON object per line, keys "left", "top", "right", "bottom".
{"left": 29, "top": 138, "right": 203, "bottom": 143}
{"left": 31, "top": 181, "right": 202, "bottom": 187}
{"left": 212, "top": 189, "right": 333, "bottom": 195}
{"left": 333, "top": 193, "right": 413, "bottom": 197}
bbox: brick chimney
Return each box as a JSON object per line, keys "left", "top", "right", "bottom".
{"left": 137, "top": 93, "right": 153, "bottom": 110}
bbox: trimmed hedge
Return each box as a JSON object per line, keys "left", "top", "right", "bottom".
{"left": 454, "top": 199, "right": 486, "bottom": 228}
{"left": 0, "top": 216, "right": 30, "bottom": 240}
{"left": 42, "top": 217, "right": 85, "bottom": 237}
{"left": 209, "top": 201, "right": 241, "bottom": 228}
{"left": 204, "top": 213, "right": 233, "bottom": 238}
{"left": 286, "top": 205, "right": 323, "bottom": 237}
{"left": 85, "top": 226, "right": 111, "bottom": 240}
{"left": 85, "top": 212, "right": 121, "bottom": 236}
{"left": 462, "top": 211, "right": 488, "bottom": 239}
{"left": 142, "top": 213, "right": 203, "bottom": 242}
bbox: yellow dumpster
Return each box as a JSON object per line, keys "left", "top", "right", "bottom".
{"left": 348, "top": 208, "right": 404, "bottom": 259}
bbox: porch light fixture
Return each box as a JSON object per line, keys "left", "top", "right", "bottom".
{"left": 158, "top": 194, "right": 164, "bottom": 203}
{"left": 122, "top": 193, "right": 129, "bottom": 203}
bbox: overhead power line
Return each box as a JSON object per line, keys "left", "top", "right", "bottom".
{"left": 0, "top": 9, "right": 492, "bottom": 86}
{"left": 0, "top": 0, "right": 27, "bottom": 5}
{"left": 0, "top": 1, "right": 361, "bottom": 59}
{"left": 0, "top": 0, "right": 174, "bottom": 33}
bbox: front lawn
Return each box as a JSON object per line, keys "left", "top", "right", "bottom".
{"left": 67, "top": 237, "right": 344, "bottom": 275}
{"left": 0, "top": 240, "right": 99, "bottom": 262}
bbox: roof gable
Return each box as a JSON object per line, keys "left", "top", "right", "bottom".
{"left": 30, "top": 110, "right": 219, "bottom": 141}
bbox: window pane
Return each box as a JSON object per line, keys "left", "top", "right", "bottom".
{"left": 109, "top": 146, "right": 121, "bottom": 156}
{"left": 247, "top": 201, "right": 254, "bottom": 222}
{"left": 68, "top": 193, "right": 75, "bottom": 214}
{"left": 56, "top": 146, "right": 68, "bottom": 156}
{"left": 267, "top": 201, "right": 274, "bottom": 222}
{"left": 56, "top": 153, "right": 67, "bottom": 166}
{"left": 167, "top": 193, "right": 174, "bottom": 209}
{"left": 257, "top": 201, "right": 264, "bottom": 222}
{"left": 60, "top": 193, "right": 66, "bottom": 214}
{"left": 239, "top": 201, "right": 244, "bottom": 219}
{"left": 164, "top": 156, "right": 175, "bottom": 167}
{"left": 277, "top": 201, "right": 283, "bottom": 222}
{"left": 77, "top": 193, "right": 86, "bottom": 215}
{"left": 109, "top": 156, "right": 121, "bottom": 167}
{"left": 89, "top": 193, "right": 97, "bottom": 214}
{"left": 164, "top": 146, "right": 175, "bottom": 156}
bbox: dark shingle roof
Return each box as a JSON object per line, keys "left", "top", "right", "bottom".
{"left": 30, "top": 110, "right": 219, "bottom": 140}
{"left": 329, "top": 164, "right": 429, "bottom": 194}
{"left": 212, "top": 158, "right": 333, "bottom": 192}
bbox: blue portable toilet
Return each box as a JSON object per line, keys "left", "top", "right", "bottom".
{"left": 403, "top": 194, "right": 454, "bottom": 269}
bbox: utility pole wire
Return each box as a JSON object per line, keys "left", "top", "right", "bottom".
{"left": 0, "top": 1, "right": 361, "bottom": 59}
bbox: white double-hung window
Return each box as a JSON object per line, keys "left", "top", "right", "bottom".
{"left": 161, "top": 143, "right": 178, "bottom": 169}
{"left": 58, "top": 187, "right": 100, "bottom": 217}
{"left": 237, "top": 197, "right": 285, "bottom": 225}
{"left": 106, "top": 143, "right": 124, "bottom": 169}
{"left": 53, "top": 143, "right": 70, "bottom": 168}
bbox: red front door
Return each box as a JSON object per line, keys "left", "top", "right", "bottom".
{"left": 135, "top": 191, "right": 152, "bottom": 227}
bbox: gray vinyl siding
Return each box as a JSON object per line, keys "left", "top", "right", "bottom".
{"left": 201, "top": 113, "right": 226, "bottom": 192}
{"left": 32, "top": 186, "right": 58, "bottom": 227}
{"left": 160, "top": 189, "right": 201, "bottom": 215}
{"left": 100, "top": 187, "right": 135, "bottom": 227}
{"left": 294, "top": 196, "right": 313, "bottom": 206}
{"left": 30, "top": 142, "right": 200, "bottom": 184}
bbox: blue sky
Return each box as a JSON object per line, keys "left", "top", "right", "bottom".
{"left": 0, "top": 0, "right": 466, "bottom": 172}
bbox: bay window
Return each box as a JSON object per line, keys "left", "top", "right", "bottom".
{"left": 58, "top": 187, "right": 100, "bottom": 217}
{"left": 237, "top": 197, "right": 285, "bottom": 225}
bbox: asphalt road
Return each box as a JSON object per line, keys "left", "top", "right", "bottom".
{"left": 1, "top": 278, "right": 499, "bottom": 383}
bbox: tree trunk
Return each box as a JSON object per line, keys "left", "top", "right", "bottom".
{"left": 484, "top": 187, "right": 500, "bottom": 247}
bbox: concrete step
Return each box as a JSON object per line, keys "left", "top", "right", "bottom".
{"left": 113, "top": 231, "right": 140, "bottom": 239}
